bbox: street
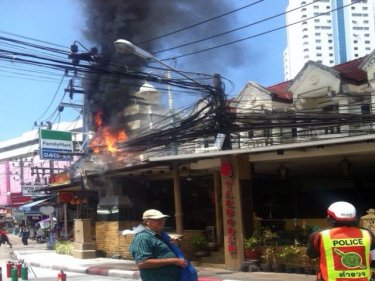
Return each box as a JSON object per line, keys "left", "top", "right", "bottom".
{"left": 0, "top": 234, "right": 133, "bottom": 281}
{"left": 0, "top": 234, "right": 316, "bottom": 281}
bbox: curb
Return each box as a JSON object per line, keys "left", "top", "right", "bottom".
{"left": 16, "top": 251, "right": 141, "bottom": 279}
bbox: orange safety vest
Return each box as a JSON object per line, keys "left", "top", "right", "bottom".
{"left": 319, "top": 227, "right": 371, "bottom": 281}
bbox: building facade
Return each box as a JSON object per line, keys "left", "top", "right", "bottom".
{"left": 0, "top": 121, "right": 84, "bottom": 220}
{"left": 284, "top": 0, "right": 375, "bottom": 80}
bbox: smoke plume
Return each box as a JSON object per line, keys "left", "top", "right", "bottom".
{"left": 81, "top": 0, "right": 247, "bottom": 132}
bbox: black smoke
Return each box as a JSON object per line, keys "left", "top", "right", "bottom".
{"left": 81, "top": 0, "right": 247, "bottom": 132}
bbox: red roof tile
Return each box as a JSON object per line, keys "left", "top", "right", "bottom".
{"left": 266, "top": 80, "right": 293, "bottom": 101}
{"left": 332, "top": 56, "right": 367, "bottom": 83}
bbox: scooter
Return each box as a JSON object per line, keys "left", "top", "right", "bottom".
{"left": 36, "top": 234, "right": 48, "bottom": 243}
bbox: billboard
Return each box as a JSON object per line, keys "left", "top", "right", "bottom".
{"left": 39, "top": 129, "right": 73, "bottom": 160}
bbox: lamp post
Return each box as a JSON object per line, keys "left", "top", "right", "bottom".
{"left": 114, "top": 39, "right": 205, "bottom": 89}
{"left": 115, "top": 39, "right": 199, "bottom": 155}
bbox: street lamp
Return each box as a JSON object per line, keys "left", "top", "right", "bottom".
{"left": 114, "top": 39, "right": 207, "bottom": 156}
{"left": 114, "top": 39, "right": 207, "bottom": 90}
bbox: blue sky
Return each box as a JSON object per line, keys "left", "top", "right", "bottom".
{"left": 0, "top": 0, "right": 288, "bottom": 142}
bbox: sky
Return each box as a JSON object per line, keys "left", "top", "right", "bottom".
{"left": 0, "top": 0, "right": 288, "bottom": 142}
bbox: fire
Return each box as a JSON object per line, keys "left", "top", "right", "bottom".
{"left": 90, "top": 111, "right": 128, "bottom": 154}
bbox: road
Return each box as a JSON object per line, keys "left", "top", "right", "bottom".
{"left": 0, "top": 234, "right": 317, "bottom": 281}
{"left": 0, "top": 234, "right": 133, "bottom": 280}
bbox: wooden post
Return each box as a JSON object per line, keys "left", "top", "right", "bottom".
{"left": 173, "top": 163, "right": 183, "bottom": 234}
{"left": 214, "top": 171, "right": 223, "bottom": 245}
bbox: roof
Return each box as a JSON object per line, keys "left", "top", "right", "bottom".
{"left": 266, "top": 80, "right": 293, "bottom": 101}
{"left": 332, "top": 56, "right": 367, "bottom": 83}
{"left": 268, "top": 55, "right": 369, "bottom": 96}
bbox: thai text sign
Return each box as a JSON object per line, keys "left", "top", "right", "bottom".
{"left": 39, "top": 129, "right": 73, "bottom": 160}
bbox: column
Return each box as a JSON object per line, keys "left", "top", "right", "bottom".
{"left": 173, "top": 163, "right": 183, "bottom": 234}
{"left": 221, "top": 155, "right": 253, "bottom": 270}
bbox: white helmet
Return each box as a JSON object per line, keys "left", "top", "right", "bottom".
{"left": 327, "top": 201, "right": 357, "bottom": 221}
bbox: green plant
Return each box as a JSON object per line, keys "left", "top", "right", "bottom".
{"left": 262, "top": 247, "right": 276, "bottom": 264}
{"left": 55, "top": 240, "right": 74, "bottom": 256}
{"left": 244, "top": 234, "right": 261, "bottom": 250}
{"left": 280, "top": 245, "right": 302, "bottom": 265}
{"left": 190, "top": 234, "right": 208, "bottom": 251}
{"left": 261, "top": 229, "right": 279, "bottom": 246}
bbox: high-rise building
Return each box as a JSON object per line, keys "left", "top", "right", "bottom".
{"left": 284, "top": 0, "right": 375, "bottom": 80}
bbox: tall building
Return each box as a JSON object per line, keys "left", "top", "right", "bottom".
{"left": 284, "top": 0, "right": 375, "bottom": 80}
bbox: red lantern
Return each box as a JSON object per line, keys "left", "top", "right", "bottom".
{"left": 220, "top": 162, "right": 232, "bottom": 177}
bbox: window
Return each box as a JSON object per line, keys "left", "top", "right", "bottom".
{"left": 361, "top": 104, "right": 370, "bottom": 114}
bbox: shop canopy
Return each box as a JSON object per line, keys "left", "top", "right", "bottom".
{"left": 19, "top": 197, "right": 53, "bottom": 212}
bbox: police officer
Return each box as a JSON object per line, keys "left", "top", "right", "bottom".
{"left": 307, "top": 201, "right": 375, "bottom": 281}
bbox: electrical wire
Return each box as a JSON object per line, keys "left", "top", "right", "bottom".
{"left": 137, "top": 0, "right": 264, "bottom": 45}
{"left": 161, "top": 0, "right": 362, "bottom": 60}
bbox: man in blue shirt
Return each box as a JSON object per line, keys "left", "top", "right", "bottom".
{"left": 129, "top": 209, "right": 188, "bottom": 281}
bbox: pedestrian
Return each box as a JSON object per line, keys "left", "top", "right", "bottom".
{"left": 0, "top": 228, "right": 12, "bottom": 248}
{"left": 21, "top": 225, "right": 30, "bottom": 245}
{"left": 306, "top": 201, "right": 375, "bottom": 281}
{"left": 129, "top": 209, "right": 197, "bottom": 281}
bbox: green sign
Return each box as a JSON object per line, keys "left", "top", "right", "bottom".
{"left": 39, "top": 129, "right": 73, "bottom": 160}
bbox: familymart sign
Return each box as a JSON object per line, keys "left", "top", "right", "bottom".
{"left": 39, "top": 129, "right": 73, "bottom": 161}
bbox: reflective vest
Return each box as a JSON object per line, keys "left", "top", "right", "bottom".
{"left": 319, "top": 227, "right": 371, "bottom": 281}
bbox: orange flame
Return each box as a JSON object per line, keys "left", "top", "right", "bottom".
{"left": 90, "top": 111, "right": 128, "bottom": 154}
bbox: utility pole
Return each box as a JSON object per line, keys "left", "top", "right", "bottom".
{"left": 213, "top": 73, "right": 231, "bottom": 150}
{"left": 167, "top": 71, "right": 178, "bottom": 155}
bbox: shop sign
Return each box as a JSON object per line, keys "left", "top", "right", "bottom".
{"left": 22, "top": 184, "right": 48, "bottom": 196}
{"left": 10, "top": 193, "right": 32, "bottom": 205}
{"left": 221, "top": 162, "right": 237, "bottom": 253}
{"left": 39, "top": 129, "right": 73, "bottom": 160}
{"left": 58, "top": 191, "right": 74, "bottom": 203}
{"left": 50, "top": 172, "right": 71, "bottom": 186}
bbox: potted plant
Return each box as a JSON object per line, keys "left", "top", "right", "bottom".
{"left": 259, "top": 229, "right": 281, "bottom": 272}
{"left": 280, "top": 245, "right": 302, "bottom": 273}
{"left": 244, "top": 233, "right": 261, "bottom": 260}
{"left": 190, "top": 234, "right": 210, "bottom": 258}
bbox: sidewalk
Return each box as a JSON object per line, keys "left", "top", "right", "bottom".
{"left": 9, "top": 235, "right": 316, "bottom": 281}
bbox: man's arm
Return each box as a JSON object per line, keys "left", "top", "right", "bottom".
{"left": 137, "top": 257, "right": 187, "bottom": 269}
{"left": 306, "top": 231, "right": 320, "bottom": 259}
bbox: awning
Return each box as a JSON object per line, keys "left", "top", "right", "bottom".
{"left": 19, "top": 197, "right": 52, "bottom": 212}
